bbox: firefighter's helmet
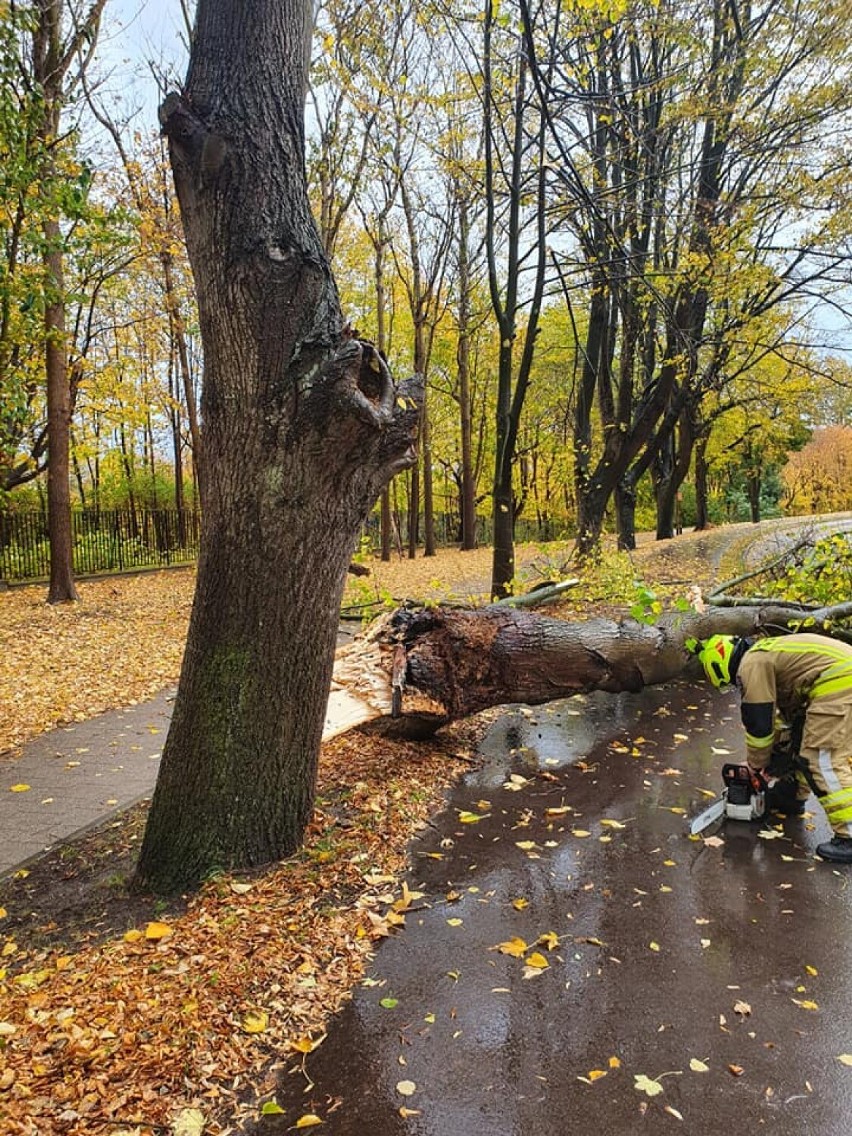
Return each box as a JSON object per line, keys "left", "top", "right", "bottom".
{"left": 698, "top": 634, "right": 737, "bottom": 689}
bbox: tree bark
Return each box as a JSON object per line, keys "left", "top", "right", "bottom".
{"left": 134, "top": 0, "right": 421, "bottom": 893}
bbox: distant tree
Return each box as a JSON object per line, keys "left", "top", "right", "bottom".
{"left": 782, "top": 427, "right": 852, "bottom": 516}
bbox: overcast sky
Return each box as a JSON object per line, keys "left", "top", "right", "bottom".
{"left": 98, "top": 0, "right": 189, "bottom": 129}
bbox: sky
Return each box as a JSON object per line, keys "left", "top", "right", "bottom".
{"left": 97, "top": 0, "right": 189, "bottom": 131}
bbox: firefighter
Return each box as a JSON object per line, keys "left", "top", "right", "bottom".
{"left": 698, "top": 631, "right": 852, "bottom": 863}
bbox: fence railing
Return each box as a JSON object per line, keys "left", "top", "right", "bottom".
{"left": 0, "top": 508, "right": 202, "bottom": 582}
{"left": 1, "top": 507, "right": 572, "bottom": 583}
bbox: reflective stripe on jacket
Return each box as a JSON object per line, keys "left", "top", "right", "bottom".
{"left": 737, "top": 633, "right": 852, "bottom": 769}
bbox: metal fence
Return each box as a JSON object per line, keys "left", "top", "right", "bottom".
{"left": 1, "top": 507, "right": 570, "bottom": 583}
{"left": 361, "top": 512, "right": 572, "bottom": 549}
{"left": 0, "top": 508, "right": 202, "bottom": 582}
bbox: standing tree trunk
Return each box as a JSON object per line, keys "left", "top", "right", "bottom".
{"left": 44, "top": 213, "right": 78, "bottom": 602}
{"left": 694, "top": 432, "right": 710, "bottom": 529}
{"left": 484, "top": 14, "right": 547, "bottom": 597}
{"left": 134, "top": 0, "right": 421, "bottom": 893}
{"left": 33, "top": 0, "right": 107, "bottom": 603}
{"left": 452, "top": 189, "right": 478, "bottom": 551}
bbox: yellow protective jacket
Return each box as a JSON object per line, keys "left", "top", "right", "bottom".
{"left": 737, "top": 632, "right": 852, "bottom": 769}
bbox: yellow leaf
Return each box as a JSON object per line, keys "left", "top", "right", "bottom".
{"left": 399, "top": 1106, "right": 422, "bottom": 1118}
{"left": 13, "top": 968, "right": 51, "bottom": 989}
{"left": 447, "top": 918, "right": 463, "bottom": 927}
{"left": 608, "top": 1056, "right": 621, "bottom": 1069}
{"left": 511, "top": 898, "right": 529, "bottom": 910}
{"left": 459, "top": 811, "right": 486, "bottom": 824}
{"left": 690, "top": 1058, "right": 709, "bottom": 1072}
{"left": 0, "top": 907, "right": 6, "bottom": 920}
{"left": 290, "top": 1036, "right": 316, "bottom": 1054}
{"left": 295, "top": 1115, "right": 323, "bottom": 1128}
{"left": 538, "top": 931, "right": 560, "bottom": 951}
{"left": 2, "top": 941, "right": 17, "bottom": 956}
{"left": 396, "top": 1080, "right": 417, "bottom": 1096}
{"left": 634, "top": 1074, "right": 664, "bottom": 1097}
{"left": 525, "top": 952, "right": 549, "bottom": 969}
{"left": 836, "top": 1054, "right": 852, "bottom": 1066}
{"left": 600, "top": 819, "right": 626, "bottom": 829}
{"left": 144, "top": 921, "right": 172, "bottom": 941}
{"left": 572, "top": 830, "right": 591, "bottom": 838}
{"left": 9, "top": 784, "right": 30, "bottom": 793}
{"left": 172, "top": 1108, "right": 206, "bottom": 1136}
{"left": 495, "top": 937, "right": 528, "bottom": 958}
{"left": 522, "top": 964, "right": 546, "bottom": 979}
{"left": 123, "top": 929, "right": 143, "bottom": 943}
{"left": 649, "top": 942, "right": 660, "bottom": 952}
{"left": 587, "top": 1069, "right": 607, "bottom": 1081}
{"left": 545, "top": 806, "right": 571, "bottom": 817}
{"left": 805, "top": 965, "right": 818, "bottom": 976}
{"left": 515, "top": 840, "right": 537, "bottom": 850}
{"left": 792, "top": 999, "right": 819, "bottom": 1011}
{"left": 242, "top": 1009, "right": 269, "bottom": 1033}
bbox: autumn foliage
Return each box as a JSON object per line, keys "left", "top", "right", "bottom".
{"left": 782, "top": 427, "right": 852, "bottom": 516}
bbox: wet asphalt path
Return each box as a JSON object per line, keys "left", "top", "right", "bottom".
{"left": 265, "top": 681, "right": 852, "bottom": 1134}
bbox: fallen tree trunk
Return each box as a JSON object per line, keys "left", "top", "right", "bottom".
{"left": 324, "top": 599, "right": 852, "bottom": 739}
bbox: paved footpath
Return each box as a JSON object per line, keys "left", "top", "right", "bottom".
{"left": 0, "top": 689, "right": 174, "bottom": 878}
{"left": 0, "top": 625, "right": 361, "bottom": 879}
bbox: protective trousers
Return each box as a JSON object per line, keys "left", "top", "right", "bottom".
{"left": 800, "top": 688, "right": 852, "bottom": 837}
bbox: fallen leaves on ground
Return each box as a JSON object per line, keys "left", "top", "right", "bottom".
{"left": 0, "top": 571, "right": 195, "bottom": 757}
{"left": 0, "top": 724, "right": 480, "bottom": 1135}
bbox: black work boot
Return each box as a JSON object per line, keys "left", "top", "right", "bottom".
{"left": 816, "top": 836, "right": 852, "bottom": 863}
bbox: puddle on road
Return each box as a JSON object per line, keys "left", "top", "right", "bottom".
{"left": 261, "top": 683, "right": 852, "bottom": 1136}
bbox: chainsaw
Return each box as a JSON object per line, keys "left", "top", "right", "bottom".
{"left": 688, "top": 763, "right": 768, "bottom": 836}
